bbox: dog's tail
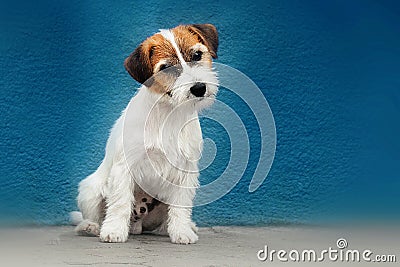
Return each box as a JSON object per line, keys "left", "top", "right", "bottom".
{"left": 69, "top": 211, "right": 83, "bottom": 226}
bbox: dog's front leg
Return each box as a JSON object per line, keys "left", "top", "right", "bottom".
{"left": 100, "top": 158, "right": 133, "bottom": 243}
{"left": 167, "top": 188, "right": 198, "bottom": 244}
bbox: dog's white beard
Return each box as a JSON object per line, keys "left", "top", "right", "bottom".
{"left": 170, "top": 64, "right": 218, "bottom": 110}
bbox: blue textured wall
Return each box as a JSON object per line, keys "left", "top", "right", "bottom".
{"left": 1, "top": 0, "right": 400, "bottom": 225}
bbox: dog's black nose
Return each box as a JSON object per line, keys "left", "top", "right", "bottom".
{"left": 190, "top": 82, "right": 206, "bottom": 97}
{"left": 140, "top": 207, "right": 146, "bottom": 213}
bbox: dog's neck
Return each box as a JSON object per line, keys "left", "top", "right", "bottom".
{"left": 139, "top": 86, "right": 199, "bottom": 126}
{"left": 135, "top": 86, "right": 202, "bottom": 163}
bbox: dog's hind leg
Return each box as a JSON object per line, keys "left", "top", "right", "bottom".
{"left": 151, "top": 220, "right": 169, "bottom": 236}
{"left": 75, "top": 163, "right": 108, "bottom": 236}
{"left": 130, "top": 220, "right": 143, "bottom": 235}
{"left": 75, "top": 219, "right": 101, "bottom": 236}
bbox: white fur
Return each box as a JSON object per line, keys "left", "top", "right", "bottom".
{"left": 75, "top": 29, "right": 218, "bottom": 244}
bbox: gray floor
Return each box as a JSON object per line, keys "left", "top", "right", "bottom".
{"left": 0, "top": 226, "right": 398, "bottom": 266}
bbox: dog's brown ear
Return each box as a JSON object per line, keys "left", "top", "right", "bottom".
{"left": 124, "top": 44, "right": 153, "bottom": 84}
{"left": 188, "top": 24, "right": 219, "bottom": 59}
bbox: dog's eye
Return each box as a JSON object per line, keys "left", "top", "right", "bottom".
{"left": 159, "top": 64, "right": 170, "bottom": 72}
{"left": 192, "top": 51, "right": 203, "bottom": 61}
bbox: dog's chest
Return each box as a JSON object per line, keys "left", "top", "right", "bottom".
{"left": 145, "top": 115, "right": 203, "bottom": 163}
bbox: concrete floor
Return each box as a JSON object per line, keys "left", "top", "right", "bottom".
{"left": 0, "top": 226, "right": 398, "bottom": 266}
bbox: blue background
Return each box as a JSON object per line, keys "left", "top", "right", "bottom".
{"left": 1, "top": 0, "right": 399, "bottom": 225}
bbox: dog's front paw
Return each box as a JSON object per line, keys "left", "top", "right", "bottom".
{"left": 100, "top": 227, "right": 128, "bottom": 243}
{"left": 169, "top": 227, "right": 198, "bottom": 245}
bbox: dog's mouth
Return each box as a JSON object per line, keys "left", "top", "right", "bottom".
{"left": 164, "top": 91, "right": 216, "bottom": 100}
{"left": 193, "top": 92, "right": 217, "bottom": 100}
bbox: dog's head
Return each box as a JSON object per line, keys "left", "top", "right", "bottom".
{"left": 124, "top": 24, "right": 219, "bottom": 110}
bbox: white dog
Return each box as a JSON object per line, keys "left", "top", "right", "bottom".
{"left": 73, "top": 24, "right": 218, "bottom": 244}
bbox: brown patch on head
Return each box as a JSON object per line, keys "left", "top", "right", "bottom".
{"left": 185, "top": 24, "right": 218, "bottom": 59}
{"left": 124, "top": 43, "right": 152, "bottom": 85}
{"left": 124, "top": 34, "right": 175, "bottom": 83}
{"left": 171, "top": 24, "right": 218, "bottom": 66}
{"left": 124, "top": 33, "right": 181, "bottom": 94}
{"left": 145, "top": 34, "right": 178, "bottom": 69}
{"left": 124, "top": 24, "right": 218, "bottom": 94}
